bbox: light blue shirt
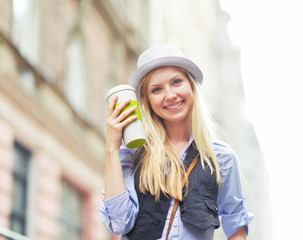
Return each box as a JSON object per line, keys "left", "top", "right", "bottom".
{"left": 100, "top": 137, "right": 254, "bottom": 239}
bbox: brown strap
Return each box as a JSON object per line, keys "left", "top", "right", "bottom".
{"left": 165, "top": 154, "right": 200, "bottom": 240}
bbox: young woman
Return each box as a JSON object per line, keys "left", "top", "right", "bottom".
{"left": 100, "top": 46, "right": 253, "bottom": 240}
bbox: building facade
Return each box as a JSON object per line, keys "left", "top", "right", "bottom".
{"left": 0, "top": 0, "right": 270, "bottom": 240}
{"left": 0, "top": 0, "right": 146, "bottom": 239}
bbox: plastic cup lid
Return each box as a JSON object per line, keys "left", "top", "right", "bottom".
{"left": 106, "top": 84, "right": 136, "bottom": 101}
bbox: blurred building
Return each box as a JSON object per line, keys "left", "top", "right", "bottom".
{"left": 0, "top": 0, "right": 145, "bottom": 239}
{"left": 0, "top": 0, "right": 271, "bottom": 240}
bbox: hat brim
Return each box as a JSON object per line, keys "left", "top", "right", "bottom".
{"left": 129, "top": 56, "right": 203, "bottom": 92}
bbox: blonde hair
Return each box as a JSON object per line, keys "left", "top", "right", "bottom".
{"left": 137, "top": 68, "right": 221, "bottom": 201}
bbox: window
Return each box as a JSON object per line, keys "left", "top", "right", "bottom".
{"left": 10, "top": 141, "right": 31, "bottom": 236}
{"left": 19, "top": 66, "right": 36, "bottom": 94}
{"left": 58, "top": 180, "right": 83, "bottom": 240}
{"left": 65, "top": 35, "right": 87, "bottom": 113}
{"left": 12, "top": 0, "right": 40, "bottom": 62}
{"left": 109, "top": 0, "right": 126, "bottom": 20}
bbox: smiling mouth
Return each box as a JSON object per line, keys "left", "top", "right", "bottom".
{"left": 165, "top": 101, "right": 183, "bottom": 109}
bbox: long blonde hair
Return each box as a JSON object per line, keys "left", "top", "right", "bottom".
{"left": 137, "top": 68, "right": 221, "bottom": 201}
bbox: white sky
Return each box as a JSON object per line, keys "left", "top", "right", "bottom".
{"left": 220, "top": 0, "right": 303, "bottom": 239}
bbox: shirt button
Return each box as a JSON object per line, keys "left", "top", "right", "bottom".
{"left": 174, "top": 223, "right": 177, "bottom": 228}
{"left": 180, "top": 207, "right": 185, "bottom": 213}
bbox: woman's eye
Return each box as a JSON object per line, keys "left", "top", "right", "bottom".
{"left": 173, "top": 79, "right": 182, "bottom": 85}
{"left": 152, "top": 87, "right": 161, "bottom": 93}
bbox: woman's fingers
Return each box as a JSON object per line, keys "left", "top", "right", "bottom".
{"left": 106, "top": 99, "right": 138, "bottom": 148}
{"left": 118, "top": 111, "right": 138, "bottom": 128}
{"left": 107, "top": 97, "right": 138, "bottom": 140}
{"left": 115, "top": 105, "right": 137, "bottom": 123}
{"left": 111, "top": 99, "right": 132, "bottom": 118}
{"left": 108, "top": 96, "right": 137, "bottom": 124}
{"left": 107, "top": 95, "right": 118, "bottom": 116}
{"left": 106, "top": 96, "right": 138, "bottom": 148}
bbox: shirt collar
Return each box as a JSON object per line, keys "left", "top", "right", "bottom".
{"left": 180, "top": 134, "right": 194, "bottom": 161}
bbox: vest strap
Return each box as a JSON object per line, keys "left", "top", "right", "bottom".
{"left": 165, "top": 154, "right": 200, "bottom": 240}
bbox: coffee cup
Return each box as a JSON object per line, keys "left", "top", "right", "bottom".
{"left": 106, "top": 84, "right": 146, "bottom": 148}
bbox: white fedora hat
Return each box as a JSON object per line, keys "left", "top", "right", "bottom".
{"left": 129, "top": 45, "right": 203, "bottom": 92}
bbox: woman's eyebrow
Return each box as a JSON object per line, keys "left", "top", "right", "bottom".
{"left": 148, "top": 83, "right": 162, "bottom": 88}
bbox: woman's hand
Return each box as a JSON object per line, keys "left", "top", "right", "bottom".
{"left": 104, "top": 94, "right": 138, "bottom": 200}
{"left": 106, "top": 95, "right": 138, "bottom": 150}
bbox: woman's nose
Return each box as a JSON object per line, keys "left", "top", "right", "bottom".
{"left": 164, "top": 89, "right": 177, "bottom": 101}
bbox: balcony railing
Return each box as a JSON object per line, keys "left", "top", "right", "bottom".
{"left": 0, "top": 226, "right": 30, "bottom": 240}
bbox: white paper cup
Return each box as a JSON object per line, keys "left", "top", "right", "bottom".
{"left": 106, "top": 84, "right": 146, "bottom": 149}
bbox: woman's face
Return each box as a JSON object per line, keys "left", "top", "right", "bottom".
{"left": 146, "top": 66, "right": 194, "bottom": 126}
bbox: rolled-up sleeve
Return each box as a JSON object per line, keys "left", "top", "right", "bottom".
{"left": 100, "top": 190, "right": 138, "bottom": 235}
{"left": 99, "top": 144, "right": 139, "bottom": 235}
{"left": 214, "top": 141, "right": 254, "bottom": 238}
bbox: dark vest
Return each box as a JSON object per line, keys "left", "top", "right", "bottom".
{"left": 126, "top": 142, "right": 220, "bottom": 240}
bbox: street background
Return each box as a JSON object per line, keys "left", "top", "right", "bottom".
{"left": 1, "top": 0, "right": 302, "bottom": 239}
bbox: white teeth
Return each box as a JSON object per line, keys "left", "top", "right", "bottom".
{"left": 166, "top": 102, "right": 182, "bottom": 109}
